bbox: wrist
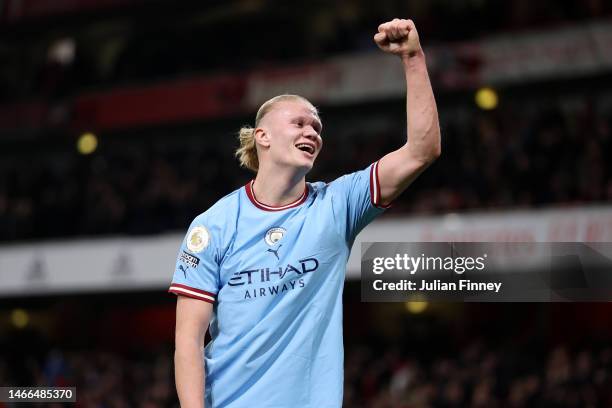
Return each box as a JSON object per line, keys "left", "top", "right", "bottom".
{"left": 400, "top": 48, "right": 425, "bottom": 65}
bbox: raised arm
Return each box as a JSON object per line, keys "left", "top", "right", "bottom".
{"left": 374, "top": 18, "right": 441, "bottom": 206}
{"left": 175, "top": 296, "right": 213, "bottom": 408}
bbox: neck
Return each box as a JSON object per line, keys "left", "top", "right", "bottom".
{"left": 252, "top": 164, "right": 307, "bottom": 207}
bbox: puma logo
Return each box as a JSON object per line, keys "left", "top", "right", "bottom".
{"left": 267, "top": 244, "right": 282, "bottom": 261}
{"left": 179, "top": 265, "right": 188, "bottom": 278}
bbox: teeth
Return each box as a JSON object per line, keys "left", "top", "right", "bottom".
{"left": 296, "top": 144, "right": 314, "bottom": 154}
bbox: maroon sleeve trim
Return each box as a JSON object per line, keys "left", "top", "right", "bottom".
{"left": 370, "top": 161, "right": 393, "bottom": 209}
{"left": 168, "top": 283, "right": 216, "bottom": 304}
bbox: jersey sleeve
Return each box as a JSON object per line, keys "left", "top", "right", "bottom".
{"left": 168, "top": 217, "right": 220, "bottom": 304}
{"left": 328, "top": 160, "right": 390, "bottom": 244}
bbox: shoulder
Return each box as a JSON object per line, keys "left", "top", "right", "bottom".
{"left": 312, "top": 164, "right": 375, "bottom": 193}
{"left": 308, "top": 180, "right": 328, "bottom": 193}
{"left": 307, "top": 180, "right": 337, "bottom": 200}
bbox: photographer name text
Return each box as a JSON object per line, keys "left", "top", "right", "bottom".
{"left": 373, "top": 279, "right": 502, "bottom": 293}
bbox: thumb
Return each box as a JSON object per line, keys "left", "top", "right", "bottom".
{"left": 374, "top": 32, "right": 388, "bottom": 44}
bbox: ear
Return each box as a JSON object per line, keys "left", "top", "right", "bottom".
{"left": 254, "top": 127, "right": 270, "bottom": 148}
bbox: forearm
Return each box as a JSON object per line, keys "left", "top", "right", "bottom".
{"left": 402, "top": 50, "right": 441, "bottom": 165}
{"left": 175, "top": 340, "right": 206, "bottom": 408}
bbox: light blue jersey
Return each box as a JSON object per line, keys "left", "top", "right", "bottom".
{"left": 169, "top": 162, "right": 388, "bottom": 407}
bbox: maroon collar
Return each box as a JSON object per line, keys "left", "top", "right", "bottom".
{"left": 244, "top": 181, "right": 309, "bottom": 211}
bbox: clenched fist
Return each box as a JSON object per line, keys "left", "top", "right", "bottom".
{"left": 374, "top": 18, "right": 421, "bottom": 58}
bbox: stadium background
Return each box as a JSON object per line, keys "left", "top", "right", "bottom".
{"left": 1, "top": 0, "right": 612, "bottom": 406}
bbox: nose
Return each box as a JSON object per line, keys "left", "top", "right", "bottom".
{"left": 304, "top": 126, "right": 319, "bottom": 139}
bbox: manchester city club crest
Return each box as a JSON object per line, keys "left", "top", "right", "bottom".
{"left": 264, "top": 227, "right": 286, "bottom": 246}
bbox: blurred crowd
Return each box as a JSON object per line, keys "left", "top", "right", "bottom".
{"left": 1, "top": 91, "right": 611, "bottom": 242}
{"left": 344, "top": 343, "right": 612, "bottom": 408}
{"left": 0, "top": 349, "right": 175, "bottom": 408}
{"left": 2, "top": 0, "right": 612, "bottom": 243}
{"left": 1, "top": 343, "right": 610, "bottom": 408}
{"left": 2, "top": 0, "right": 612, "bottom": 102}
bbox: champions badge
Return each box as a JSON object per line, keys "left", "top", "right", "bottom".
{"left": 187, "top": 226, "right": 210, "bottom": 253}
{"left": 265, "top": 227, "right": 286, "bottom": 246}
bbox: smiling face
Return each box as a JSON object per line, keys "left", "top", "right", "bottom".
{"left": 256, "top": 99, "right": 323, "bottom": 173}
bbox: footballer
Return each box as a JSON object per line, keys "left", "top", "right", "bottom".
{"left": 170, "top": 18, "right": 440, "bottom": 407}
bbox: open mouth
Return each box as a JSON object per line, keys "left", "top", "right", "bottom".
{"left": 295, "top": 143, "right": 315, "bottom": 155}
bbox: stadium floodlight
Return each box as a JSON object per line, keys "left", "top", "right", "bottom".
{"left": 77, "top": 132, "right": 98, "bottom": 155}
{"left": 11, "top": 309, "right": 29, "bottom": 329}
{"left": 475, "top": 87, "right": 499, "bottom": 110}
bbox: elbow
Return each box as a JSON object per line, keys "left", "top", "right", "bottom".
{"left": 412, "top": 129, "right": 441, "bottom": 165}
{"left": 174, "top": 340, "right": 204, "bottom": 367}
{"left": 431, "top": 143, "right": 441, "bottom": 161}
{"left": 421, "top": 143, "right": 441, "bottom": 167}
{"left": 175, "top": 331, "right": 205, "bottom": 357}
{"left": 410, "top": 150, "right": 438, "bottom": 173}
{"left": 404, "top": 130, "right": 441, "bottom": 168}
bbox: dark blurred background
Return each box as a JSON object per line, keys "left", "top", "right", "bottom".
{"left": 1, "top": 0, "right": 612, "bottom": 407}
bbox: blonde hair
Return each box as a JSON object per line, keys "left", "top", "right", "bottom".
{"left": 235, "top": 94, "right": 318, "bottom": 172}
